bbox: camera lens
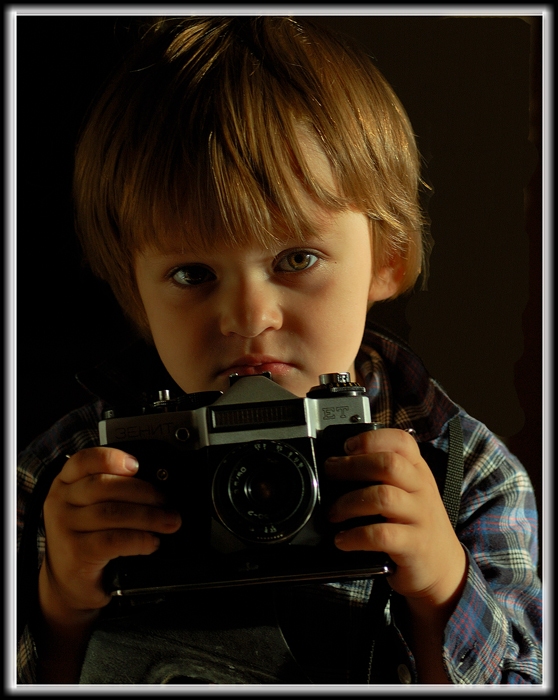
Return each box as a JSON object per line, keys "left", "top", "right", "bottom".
{"left": 212, "top": 440, "right": 318, "bottom": 544}
{"left": 243, "top": 460, "right": 294, "bottom": 512}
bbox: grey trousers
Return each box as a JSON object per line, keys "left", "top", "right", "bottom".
{"left": 78, "top": 581, "right": 386, "bottom": 684}
{"left": 79, "top": 587, "right": 312, "bottom": 684}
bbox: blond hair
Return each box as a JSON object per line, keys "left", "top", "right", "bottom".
{"left": 74, "top": 16, "right": 430, "bottom": 335}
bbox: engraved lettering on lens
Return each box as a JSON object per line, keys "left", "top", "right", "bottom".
{"left": 232, "top": 465, "right": 247, "bottom": 493}
{"left": 212, "top": 440, "right": 318, "bottom": 543}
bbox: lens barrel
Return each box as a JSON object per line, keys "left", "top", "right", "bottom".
{"left": 212, "top": 440, "right": 318, "bottom": 544}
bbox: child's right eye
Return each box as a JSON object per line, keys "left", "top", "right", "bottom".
{"left": 171, "top": 266, "right": 215, "bottom": 286}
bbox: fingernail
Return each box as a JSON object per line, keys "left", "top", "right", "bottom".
{"left": 123, "top": 455, "right": 139, "bottom": 472}
{"left": 345, "top": 435, "right": 360, "bottom": 453}
{"left": 334, "top": 531, "right": 347, "bottom": 548}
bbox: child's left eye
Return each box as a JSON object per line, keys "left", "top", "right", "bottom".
{"left": 170, "top": 265, "right": 215, "bottom": 286}
{"left": 275, "top": 251, "right": 319, "bottom": 272}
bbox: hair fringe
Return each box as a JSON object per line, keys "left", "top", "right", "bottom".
{"left": 74, "top": 16, "right": 429, "bottom": 333}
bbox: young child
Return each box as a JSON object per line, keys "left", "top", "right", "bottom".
{"left": 17, "top": 16, "right": 542, "bottom": 685}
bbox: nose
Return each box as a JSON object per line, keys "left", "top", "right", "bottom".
{"left": 219, "top": 276, "right": 283, "bottom": 338}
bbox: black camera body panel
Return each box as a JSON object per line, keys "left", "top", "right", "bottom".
{"left": 99, "top": 373, "right": 394, "bottom": 595}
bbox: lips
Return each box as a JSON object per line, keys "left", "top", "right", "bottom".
{"left": 220, "top": 355, "right": 294, "bottom": 378}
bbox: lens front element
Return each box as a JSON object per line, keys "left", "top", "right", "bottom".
{"left": 212, "top": 440, "right": 318, "bottom": 543}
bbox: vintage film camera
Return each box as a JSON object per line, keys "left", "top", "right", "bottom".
{"left": 100, "top": 372, "right": 394, "bottom": 596}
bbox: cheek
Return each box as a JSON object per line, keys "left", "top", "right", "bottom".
{"left": 141, "top": 290, "right": 193, "bottom": 332}
{"left": 138, "top": 294, "right": 195, "bottom": 358}
{"left": 150, "top": 305, "right": 206, "bottom": 347}
{"left": 294, "top": 283, "right": 369, "bottom": 351}
{"left": 318, "top": 275, "right": 371, "bottom": 324}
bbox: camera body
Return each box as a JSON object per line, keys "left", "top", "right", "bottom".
{"left": 99, "top": 372, "right": 393, "bottom": 596}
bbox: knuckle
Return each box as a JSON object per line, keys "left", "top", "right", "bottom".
{"left": 359, "top": 429, "right": 377, "bottom": 450}
{"left": 75, "top": 446, "right": 107, "bottom": 465}
{"left": 103, "top": 528, "right": 133, "bottom": 548}
{"left": 84, "top": 472, "right": 107, "bottom": 490}
{"left": 375, "top": 483, "right": 394, "bottom": 509}
{"left": 370, "top": 522, "right": 393, "bottom": 551}
{"left": 379, "top": 450, "right": 398, "bottom": 474}
{"left": 103, "top": 528, "right": 159, "bottom": 556}
{"left": 95, "top": 472, "right": 115, "bottom": 488}
{"left": 94, "top": 446, "right": 123, "bottom": 469}
{"left": 399, "top": 429, "right": 420, "bottom": 455}
{"left": 100, "top": 528, "right": 128, "bottom": 551}
{"left": 98, "top": 500, "right": 129, "bottom": 521}
{"left": 84, "top": 446, "right": 129, "bottom": 471}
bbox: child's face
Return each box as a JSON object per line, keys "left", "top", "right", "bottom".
{"left": 135, "top": 206, "right": 398, "bottom": 398}
{"left": 134, "top": 133, "right": 399, "bottom": 397}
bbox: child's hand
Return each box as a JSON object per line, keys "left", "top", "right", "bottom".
{"left": 325, "top": 429, "right": 467, "bottom": 610}
{"left": 39, "top": 447, "right": 182, "bottom": 621}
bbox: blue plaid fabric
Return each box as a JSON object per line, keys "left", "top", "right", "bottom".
{"left": 17, "top": 327, "right": 542, "bottom": 684}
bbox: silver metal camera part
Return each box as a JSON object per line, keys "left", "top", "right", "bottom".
{"left": 99, "top": 373, "right": 373, "bottom": 452}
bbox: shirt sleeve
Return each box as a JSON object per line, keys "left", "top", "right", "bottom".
{"left": 16, "top": 451, "right": 45, "bottom": 684}
{"left": 442, "top": 413, "right": 542, "bottom": 684}
{"left": 16, "top": 402, "right": 103, "bottom": 684}
{"left": 17, "top": 625, "right": 39, "bottom": 685}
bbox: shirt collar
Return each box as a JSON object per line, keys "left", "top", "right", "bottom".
{"left": 356, "top": 324, "right": 459, "bottom": 442}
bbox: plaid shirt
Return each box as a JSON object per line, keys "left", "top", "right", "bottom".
{"left": 16, "top": 326, "right": 542, "bottom": 684}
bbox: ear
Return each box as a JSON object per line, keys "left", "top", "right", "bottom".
{"left": 368, "top": 259, "right": 406, "bottom": 303}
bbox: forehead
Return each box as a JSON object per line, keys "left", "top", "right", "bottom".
{"left": 135, "top": 211, "right": 337, "bottom": 261}
{"left": 129, "top": 128, "right": 342, "bottom": 257}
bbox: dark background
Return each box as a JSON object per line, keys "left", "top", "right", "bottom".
{"left": 16, "top": 15, "right": 542, "bottom": 521}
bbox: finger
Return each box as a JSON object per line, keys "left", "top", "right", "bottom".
{"left": 344, "top": 428, "right": 421, "bottom": 463}
{"left": 64, "top": 501, "right": 182, "bottom": 535}
{"left": 324, "top": 451, "right": 424, "bottom": 491}
{"left": 334, "top": 521, "right": 411, "bottom": 555}
{"left": 72, "top": 528, "right": 164, "bottom": 565}
{"left": 58, "top": 447, "right": 140, "bottom": 484}
{"left": 64, "top": 471, "right": 167, "bottom": 508}
{"left": 329, "top": 483, "right": 417, "bottom": 524}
